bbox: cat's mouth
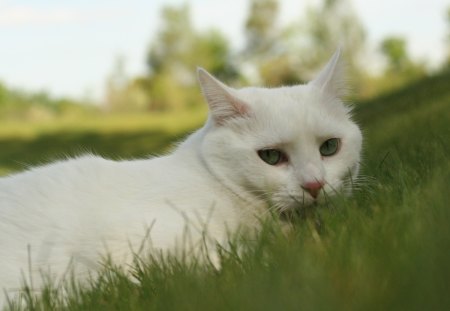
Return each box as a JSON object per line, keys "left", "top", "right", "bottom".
{"left": 272, "top": 186, "right": 332, "bottom": 220}
{"left": 271, "top": 193, "right": 316, "bottom": 221}
{"left": 279, "top": 200, "right": 319, "bottom": 222}
{"left": 287, "top": 191, "right": 319, "bottom": 207}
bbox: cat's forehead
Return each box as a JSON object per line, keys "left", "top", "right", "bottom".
{"left": 233, "top": 85, "right": 351, "bottom": 143}
{"left": 237, "top": 86, "right": 302, "bottom": 103}
{"left": 236, "top": 85, "right": 348, "bottom": 120}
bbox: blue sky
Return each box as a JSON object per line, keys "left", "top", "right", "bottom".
{"left": 0, "top": 0, "right": 448, "bottom": 101}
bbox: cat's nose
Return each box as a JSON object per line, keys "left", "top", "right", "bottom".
{"left": 301, "top": 181, "right": 324, "bottom": 199}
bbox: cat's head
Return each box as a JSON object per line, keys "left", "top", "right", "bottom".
{"left": 197, "top": 49, "right": 362, "bottom": 213}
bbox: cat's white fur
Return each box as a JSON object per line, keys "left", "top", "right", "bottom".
{"left": 0, "top": 50, "right": 362, "bottom": 304}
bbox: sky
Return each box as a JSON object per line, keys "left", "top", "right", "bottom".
{"left": 0, "top": 0, "right": 448, "bottom": 101}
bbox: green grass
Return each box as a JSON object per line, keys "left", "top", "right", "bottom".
{"left": 1, "top": 70, "right": 450, "bottom": 310}
{"left": 0, "top": 107, "right": 207, "bottom": 176}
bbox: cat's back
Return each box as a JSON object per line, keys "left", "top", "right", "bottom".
{"left": 1, "top": 155, "right": 130, "bottom": 206}
{"left": 0, "top": 154, "right": 177, "bottom": 211}
{"left": 0, "top": 151, "right": 234, "bottom": 237}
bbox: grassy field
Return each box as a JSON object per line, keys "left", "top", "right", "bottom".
{"left": 1, "top": 70, "right": 450, "bottom": 310}
{"left": 0, "top": 107, "right": 207, "bottom": 176}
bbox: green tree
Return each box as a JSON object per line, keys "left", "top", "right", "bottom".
{"left": 379, "top": 36, "right": 425, "bottom": 77}
{"left": 147, "top": 4, "right": 194, "bottom": 76}
{"left": 380, "top": 37, "right": 410, "bottom": 72}
{"left": 241, "top": 0, "right": 367, "bottom": 89}
{"left": 146, "top": 4, "right": 236, "bottom": 110}
{"left": 301, "top": 0, "right": 366, "bottom": 78}
{"left": 377, "top": 36, "right": 426, "bottom": 93}
{"left": 242, "top": 0, "right": 304, "bottom": 86}
{"left": 105, "top": 56, "right": 150, "bottom": 112}
{"left": 244, "top": 0, "right": 279, "bottom": 55}
{"left": 105, "top": 55, "right": 127, "bottom": 110}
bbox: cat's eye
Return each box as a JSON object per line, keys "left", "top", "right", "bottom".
{"left": 257, "top": 149, "right": 288, "bottom": 166}
{"left": 320, "top": 138, "right": 340, "bottom": 157}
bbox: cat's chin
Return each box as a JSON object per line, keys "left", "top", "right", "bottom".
{"left": 278, "top": 200, "right": 319, "bottom": 222}
{"left": 276, "top": 192, "right": 333, "bottom": 218}
{"left": 274, "top": 195, "right": 317, "bottom": 213}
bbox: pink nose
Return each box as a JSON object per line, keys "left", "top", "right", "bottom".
{"left": 301, "top": 181, "right": 324, "bottom": 199}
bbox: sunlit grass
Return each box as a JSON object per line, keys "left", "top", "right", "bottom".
{"left": 0, "top": 107, "right": 207, "bottom": 139}
{"left": 0, "top": 107, "right": 207, "bottom": 176}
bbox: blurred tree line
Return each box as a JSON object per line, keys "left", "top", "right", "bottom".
{"left": 0, "top": 83, "right": 96, "bottom": 121}
{"left": 105, "top": 0, "right": 443, "bottom": 113}
{"left": 105, "top": 3, "right": 238, "bottom": 113}
{"left": 1, "top": 0, "right": 448, "bottom": 119}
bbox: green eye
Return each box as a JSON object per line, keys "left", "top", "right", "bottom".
{"left": 320, "top": 138, "right": 340, "bottom": 156}
{"left": 257, "top": 149, "right": 287, "bottom": 166}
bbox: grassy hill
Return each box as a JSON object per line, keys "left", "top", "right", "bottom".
{"left": 2, "top": 70, "right": 450, "bottom": 310}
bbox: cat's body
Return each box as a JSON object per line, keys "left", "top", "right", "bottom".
{"left": 0, "top": 50, "right": 362, "bottom": 304}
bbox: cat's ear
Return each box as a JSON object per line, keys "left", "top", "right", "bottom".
{"left": 309, "top": 48, "right": 347, "bottom": 98}
{"left": 197, "top": 68, "right": 250, "bottom": 125}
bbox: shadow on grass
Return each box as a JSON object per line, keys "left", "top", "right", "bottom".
{"left": 0, "top": 129, "right": 189, "bottom": 174}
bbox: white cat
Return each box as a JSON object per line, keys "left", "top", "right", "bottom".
{"left": 0, "top": 49, "right": 362, "bottom": 305}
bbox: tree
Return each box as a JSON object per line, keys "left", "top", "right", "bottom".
{"left": 145, "top": 4, "right": 236, "bottom": 110}
{"left": 380, "top": 37, "right": 409, "bottom": 72}
{"left": 105, "top": 55, "right": 149, "bottom": 112}
{"left": 244, "top": 0, "right": 279, "bottom": 55}
{"left": 104, "top": 55, "right": 127, "bottom": 111}
{"left": 147, "top": 4, "right": 194, "bottom": 77}
{"left": 301, "top": 0, "right": 366, "bottom": 77}
{"left": 240, "top": 0, "right": 367, "bottom": 89}
{"left": 379, "top": 35, "right": 425, "bottom": 77}
{"left": 148, "top": 4, "right": 235, "bottom": 80}
{"left": 242, "top": 0, "right": 308, "bottom": 86}
{"left": 377, "top": 36, "right": 426, "bottom": 93}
